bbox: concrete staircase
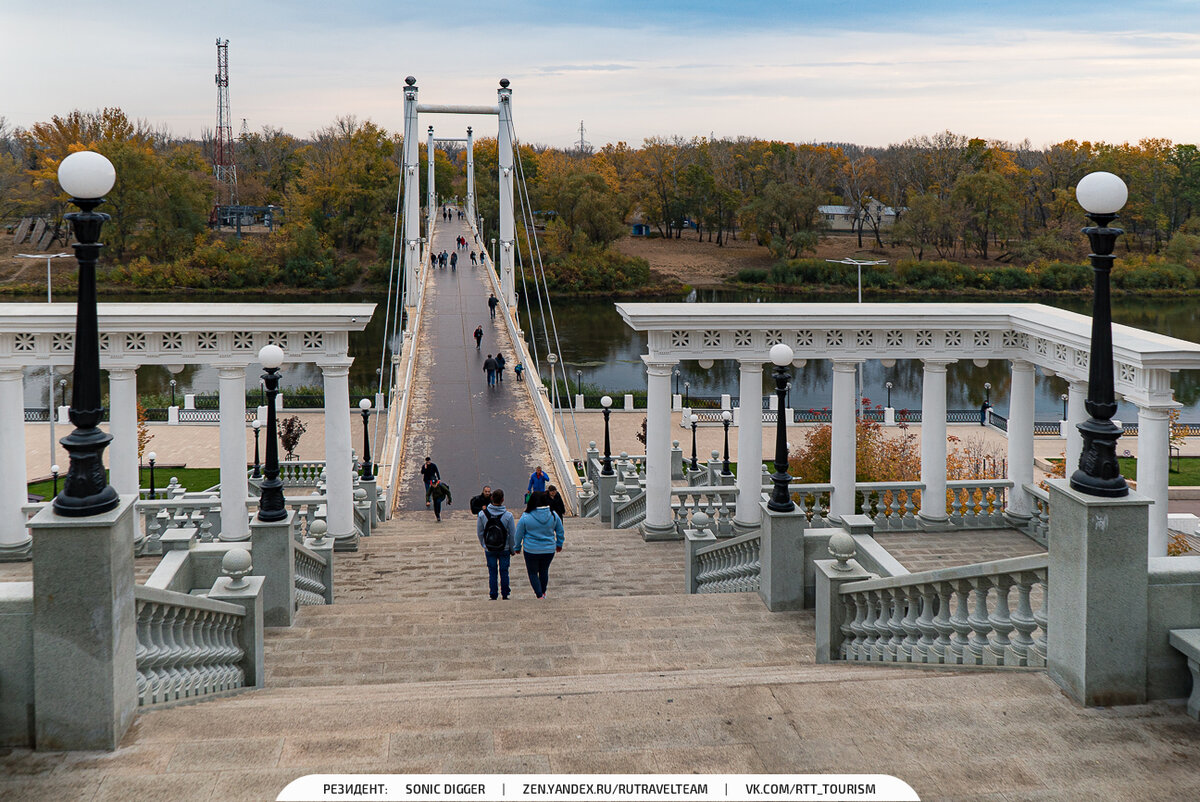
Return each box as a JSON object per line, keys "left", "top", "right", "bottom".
{"left": 264, "top": 513, "right": 814, "bottom": 687}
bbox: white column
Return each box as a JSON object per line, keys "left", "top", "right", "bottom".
{"left": 1066, "top": 379, "right": 1087, "bottom": 475}
{"left": 321, "top": 363, "right": 357, "bottom": 549}
{"left": 466, "top": 126, "right": 476, "bottom": 223}
{"left": 1137, "top": 406, "right": 1172, "bottom": 557}
{"left": 641, "top": 359, "right": 677, "bottom": 540}
{"left": 218, "top": 365, "right": 249, "bottom": 541}
{"left": 0, "top": 368, "right": 31, "bottom": 560}
{"left": 107, "top": 367, "right": 138, "bottom": 496}
{"left": 734, "top": 360, "right": 765, "bottom": 533}
{"left": 830, "top": 361, "right": 859, "bottom": 520}
{"left": 401, "top": 78, "right": 420, "bottom": 310}
{"left": 426, "top": 125, "right": 435, "bottom": 232}
{"left": 918, "top": 359, "right": 952, "bottom": 527}
{"left": 497, "top": 80, "right": 516, "bottom": 307}
{"left": 1006, "top": 359, "right": 1036, "bottom": 522}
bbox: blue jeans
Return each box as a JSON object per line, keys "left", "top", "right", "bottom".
{"left": 432, "top": 496, "right": 444, "bottom": 519}
{"left": 523, "top": 551, "right": 555, "bottom": 597}
{"left": 486, "top": 370, "right": 496, "bottom": 387}
{"left": 486, "top": 551, "right": 511, "bottom": 598}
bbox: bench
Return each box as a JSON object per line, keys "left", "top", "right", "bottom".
{"left": 1168, "top": 629, "right": 1200, "bottom": 720}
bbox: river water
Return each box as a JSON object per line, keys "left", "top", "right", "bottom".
{"left": 13, "top": 288, "right": 1200, "bottom": 421}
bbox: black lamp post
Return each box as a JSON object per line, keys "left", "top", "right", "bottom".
{"left": 684, "top": 381, "right": 690, "bottom": 408}
{"left": 689, "top": 413, "right": 700, "bottom": 471}
{"left": 251, "top": 419, "right": 262, "bottom": 478}
{"left": 53, "top": 151, "right": 119, "bottom": 517}
{"left": 147, "top": 451, "right": 157, "bottom": 500}
{"left": 257, "top": 345, "right": 288, "bottom": 520}
{"left": 721, "top": 410, "right": 733, "bottom": 475}
{"left": 576, "top": 370, "right": 583, "bottom": 401}
{"left": 58, "top": 378, "right": 67, "bottom": 409}
{"left": 1070, "top": 171, "right": 1129, "bottom": 498}
{"left": 51, "top": 464, "right": 59, "bottom": 498}
{"left": 359, "top": 398, "right": 374, "bottom": 480}
{"left": 600, "top": 395, "right": 614, "bottom": 475}
{"left": 169, "top": 379, "right": 176, "bottom": 407}
{"left": 1061, "top": 393, "right": 1069, "bottom": 422}
{"left": 885, "top": 381, "right": 893, "bottom": 408}
{"left": 673, "top": 368, "right": 680, "bottom": 397}
{"left": 767, "top": 343, "right": 796, "bottom": 512}
{"left": 984, "top": 382, "right": 991, "bottom": 405}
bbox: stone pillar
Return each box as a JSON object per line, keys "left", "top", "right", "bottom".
{"left": 0, "top": 367, "right": 31, "bottom": 561}
{"left": 107, "top": 367, "right": 139, "bottom": 496}
{"left": 641, "top": 359, "right": 678, "bottom": 540}
{"left": 218, "top": 365, "right": 250, "bottom": 541}
{"left": 1066, "top": 379, "right": 1087, "bottom": 475}
{"left": 250, "top": 511, "right": 297, "bottom": 628}
{"left": 671, "top": 440, "right": 683, "bottom": 481}
{"left": 734, "top": 360, "right": 765, "bottom": 534}
{"left": 919, "top": 359, "right": 952, "bottom": 529}
{"left": 321, "top": 363, "right": 358, "bottom": 551}
{"left": 1137, "top": 406, "right": 1173, "bottom": 557}
{"left": 830, "top": 360, "right": 859, "bottom": 521}
{"left": 1006, "top": 359, "right": 1036, "bottom": 523}
{"left": 29, "top": 496, "right": 138, "bottom": 750}
{"left": 1047, "top": 479, "right": 1151, "bottom": 706}
{"left": 757, "top": 501, "right": 809, "bottom": 611}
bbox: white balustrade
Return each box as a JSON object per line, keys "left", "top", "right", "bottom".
{"left": 693, "top": 532, "right": 762, "bottom": 593}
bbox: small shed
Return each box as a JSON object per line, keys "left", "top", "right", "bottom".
{"left": 631, "top": 223, "right": 651, "bottom": 237}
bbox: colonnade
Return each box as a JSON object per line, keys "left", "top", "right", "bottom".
{"left": 639, "top": 356, "right": 1178, "bottom": 557}
{"left": 0, "top": 360, "right": 360, "bottom": 559}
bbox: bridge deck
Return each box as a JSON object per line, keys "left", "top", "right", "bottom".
{"left": 397, "top": 216, "right": 557, "bottom": 512}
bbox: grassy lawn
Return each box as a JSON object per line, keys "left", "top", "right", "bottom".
{"left": 27, "top": 466, "right": 222, "bottom": 501}
{"left": 1051, "top": 457, "right": 1200, "bottom": 486}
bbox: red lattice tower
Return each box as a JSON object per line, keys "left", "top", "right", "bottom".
{"left": 214, "top": 38, "right": 237, "bottom": 206}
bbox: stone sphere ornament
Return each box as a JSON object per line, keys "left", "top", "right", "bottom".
{"left": 222, "top": 548, "right": 253, "bottom": 589}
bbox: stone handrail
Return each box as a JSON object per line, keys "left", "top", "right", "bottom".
{"left": 137, "top": 496, "right": 221, "bottom": 553}
{"left": 246, "top": 494, "right": 327, "bottom": 540}
{"left": 854, "top": 481, "right": 923, "bottom": 530}
{"left": 580, "top": 487, "right": 600, "bottom": 518}
{"left": 294, "top": 542, "right": 330, "bottom": 606}
{"left": 694, "top": 531, "right": 761, "bottom": 593}
{"left": 834, "top": 553, "right": 1048, "bottom": 668}
{"left": 947, "top": 479, "right": 1012, "bottom": 528}
{"left": 274, "top": 460, "right": 327, "bottom": 487}
{"left": 779, "top": 483, "right": 835, "bottom": 527}
{"left": 133, "top": 584, "right": 247, "bottom": 707}
{"left": 1024, "top": 483, "right": 1051, "bottom": 547}
{"left": 671, "top": 485, "right": 738, "bottom": 536}
{"left": 612, "top": 490, "right": 648, "bottom": 529}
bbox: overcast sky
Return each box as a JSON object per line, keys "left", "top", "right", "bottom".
{"left": 2, "top": 0, "right": 1198, "bottom": 149}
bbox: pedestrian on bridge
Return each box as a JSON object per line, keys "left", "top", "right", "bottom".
{"left": 527, "top": 466, "right": 549, "bottom": 496}
{"left": 515, "top": 490, "right": 564, "bottom": 599}
{"left": 546, "top": 485, "right": 566, "bottom": 521}
{"left": 474, "top": 325, "right": 484, "bottom": 350}
{"left": 420, "top": 457, "right": 440, "bottom": 506}
{"left": 450, "top": 252, "right": 458, "bottom": 271}
{"left": 478, "top": 488, "right": 517, "bottom": 600}
{"left": 470, "top": 250, "right": 477, "bottom": 266}
{"left": 488, "top": 293, "right": 499, "bottom": 319}
{"left": 484, "top": 354, "right": 499, "bottom": 388}
{"left": 428, "top": 477, "right": 452, "bottom": 522}
{"left": 513, "top": 362, "right": 524, "bottom": 382}
{"left": 495, "top": 352, "right": 506, "bottom": 382}
{"left": 470, "top": 484, "right": 493, "bottom": 516}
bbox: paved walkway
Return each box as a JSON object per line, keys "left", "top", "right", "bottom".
{"left": 397, "top": 216, "right": 557, "bottom": 511}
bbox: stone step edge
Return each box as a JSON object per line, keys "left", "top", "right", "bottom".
{"left": 285, "top": 594, "right": 790, "bottom": 616}
{"left": 232, "top": 662, "right": 983, "bottom": 706}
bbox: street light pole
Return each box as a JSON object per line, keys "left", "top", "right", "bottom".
{"left": 257, "top": 345, "right": 288, "bottom": 520}
{"left": 689, "top": 413, "right": 699, "bottom": 471}
{"left": 721, "top": 410, "right": 733, "bottom": 475}
{"left": 251, "top": 420, "right": 262, "bottom": 478}
{"left": 53, "top": 151, "right": 119, "bottom": 517}
{"left": 1070, "top": 171, "right": 1129, "bottom": 498}
{"left": 826, "top": 257, "right": 887, "bottom": 422}
{"left": 147, "top": 452, "right": 157, "bottom": 500}
{"left": 600, "top": 395, "right": 614, "bottom": 475}
{"left": 359, "top": 398, "right": 374, "bottom": 480}
{"left": 767, "top": 344, "right": 796, "bottom": 512}
{"left": 16, "top": 253, "right": 71, "bottom": 303}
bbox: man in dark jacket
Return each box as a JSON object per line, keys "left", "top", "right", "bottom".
{"left": 488, "top": 293, "right": 499, "bottom": 318}
{"left": 495, "top": 352, "right": 506, "bottom": 383}
{"left": 470, "top": 484, "right": 493, "bottom": 516}
{"left": 483, "top": 354, "right": 498, "bottom": 388}
{"left": 428, "top": 478, "right": 452, "bottom": 522}
{"left": 546, "top": 484, "right": 566, "bottom": 520}
{"left": 419, "top": 457, "right": 440, "bottom": 507}
{"left": 477, "top": 489, "right": 517, "bottom": 600}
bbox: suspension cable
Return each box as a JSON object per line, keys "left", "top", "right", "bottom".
{"left": 374, "top": 141, "right": 407, "bottom": 456}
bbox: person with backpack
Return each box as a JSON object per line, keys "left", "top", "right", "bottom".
{"left": 514, "top": 490, "right": 564, "bottom": 599}
{"left": 513, "top": 362, "right": 524, "bottom": 382}
{"left": 494, "top": 352, "right": 506, "bottom": 383}
{"left": 428, "top": 477, "right": 452, "bottom": 522}
{"left": 473, "top": 325, "right": 484, "bottom": 350}
{"left": 470, "top": 250, "right": 478, "bottom": 266}
{"left": 478, "top": 488, "right": 517, "bottom": 600}
{"left": 469, "top": 484, "right": 492, "bottom": 516}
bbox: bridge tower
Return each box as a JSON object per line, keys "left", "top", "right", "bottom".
{"left": 401, "top": 77, "right": 421, "bottom": 311}
{"left": 213, "top": 38, "right": 237, "bottom": 207}
{"left": 426, "top": 125, "right": 435, "bottom": 233}
{"left": 466, "top": 126, "right": 475, "bottom": 225}
{"left": 497, "top": 79, "right": 515, "bottom": 306}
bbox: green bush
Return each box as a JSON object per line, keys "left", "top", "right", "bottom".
{"left": 1033, "top": 261, "right": 1090, "bottom": 291}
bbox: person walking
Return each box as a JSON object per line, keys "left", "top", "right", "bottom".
{"left": 494, "top": 352, "right": 506, "bottom": 383}
{"left": 514, "top": 490, "right": 564, "bottom": 599}
{"left": 478, "top": 488, "right": 517, "bottom": 600}
{"left": 546, "top": 484, "right": 566, "bottom": 521}
{"left": 419, "top": 457, "right": 440, "bottom": 507}
{"left": 488, "top": 293, "right": 499, "bottom": 319}
{"left": 483, "top": 354, "right": 498, "bottom": 388}
{"left": 513, "top": 362, "right": 524, "bottom": 382}
{"left": 428, "top": 477, "right": 452, "bottom": 522}
{"left": 473, "top": 325, "right": 484, "bottom": 350}
{"left": 527, "top": 465, "right": 549, "bottom": 496}
{"left": 450, "top": 251, "right": 458, "bottom": 271}
{"left": 470, "top": 250, "right": 477, "bottom": 266}
{"left": 470, "top": 484, "right": 492, "bottom": 516}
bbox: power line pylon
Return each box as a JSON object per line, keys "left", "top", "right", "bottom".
{"left": 214, "top": 38, "right": 237, "bottom": 207}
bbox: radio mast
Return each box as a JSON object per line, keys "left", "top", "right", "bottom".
{"left": 214, "top": 38, "right": 238, "bottom": 206}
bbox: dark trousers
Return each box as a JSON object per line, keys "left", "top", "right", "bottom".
{"left": 423, "top": 479, "right": 433, "bottom": 501}
{"left": 486, "top": 551, "right": 511, "bottom": 598}
{"left": 522, "top": 551, "right": 555, "bottom": 598}
{"left": 433, "top": 496, "right": 444, "bottom": 519}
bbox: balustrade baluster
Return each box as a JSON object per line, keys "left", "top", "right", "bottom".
{"left": 1008, "top": 570, "right": 1038, "bottom": 666}
{"left": 1031, "top": 570, "right": 1048, "bottom": 666}
{"left": 905, "top": 490, "right": 918, "bottom": 524}
{"left": 135, "top": 600, "right": 151, "bottom": 706}
{"left": 987, "top": 574, "right": 1015, "bottom": 666}
{"left": 179, "top": 608, "right": 202, "bottom": 698}
{"left": 914, "top": 584, "right": 938, "bottom": 663}
{"left": 898, "top": 587, "right": 921, "bottom": 661}
{"left": 861, "top": 590, "right": 881, "bottom": 660}
{"left": 839, "top": 595, "right": 857, "bottom": 660}
{"left": 846, "top": 593, "right": 867, "bottom": 660}
{"left": 147, "top": 603, "right": 170, "bottom": 704}
{"left": 949, "top": 489, "right": 963, "bottom": 526}
{"left": 949, "top": 580, "right": 972, "bottom": 664}
{"left": 930, "top": 582, "right": 954, "bottom": 662}
{"left": 967, "top": 576, "right": 992, "bottom": 665}
{"left": 159, "top": 606, "right": 184, "bottom": 701}
{"left": 881, "top": 588, "right": 903, "bottom": 661}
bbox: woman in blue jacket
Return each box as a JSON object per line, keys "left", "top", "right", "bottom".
{"left": 515, "top": 490, "right": 564, "bottom": 599}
